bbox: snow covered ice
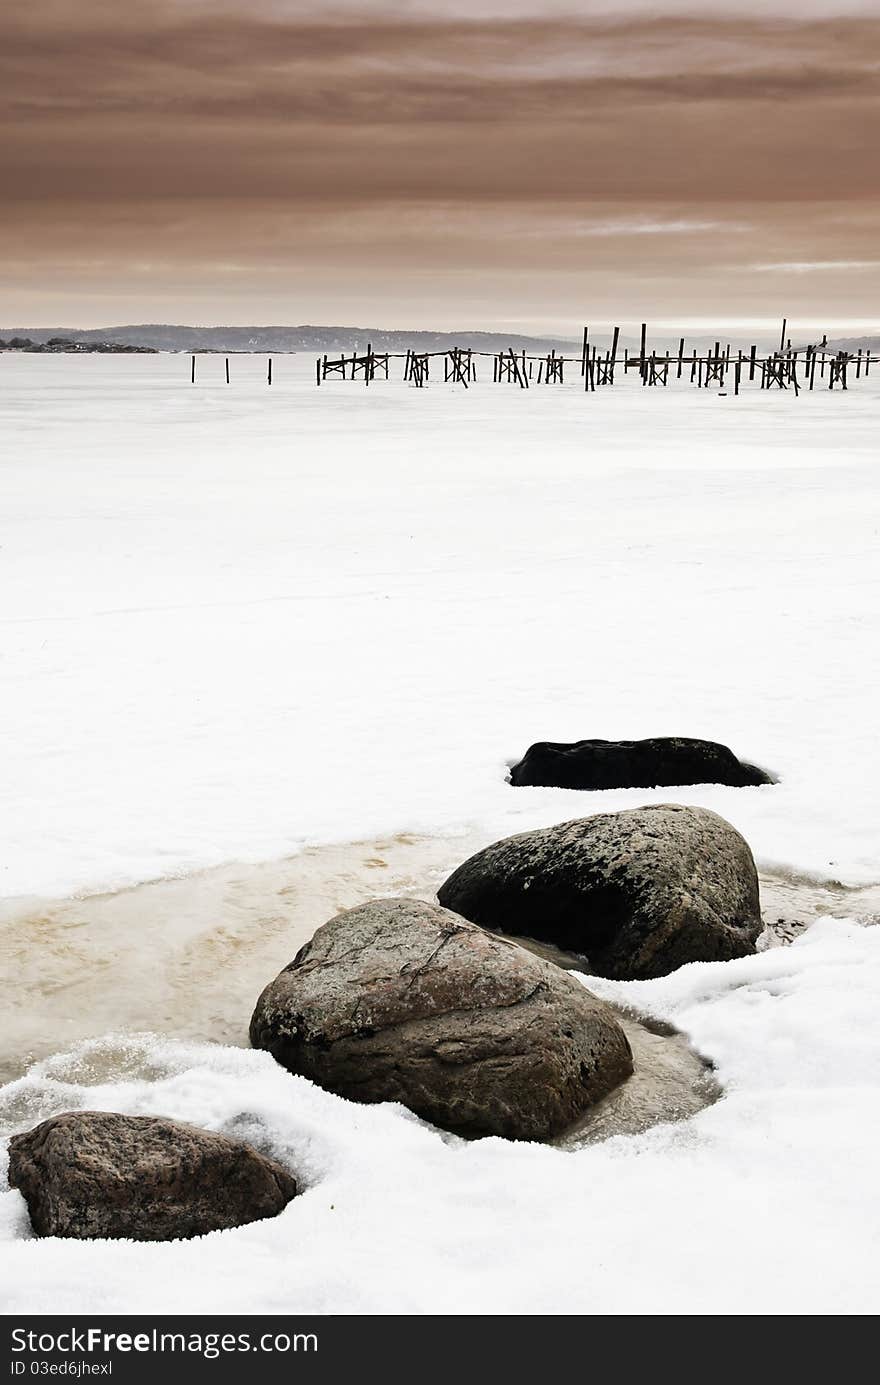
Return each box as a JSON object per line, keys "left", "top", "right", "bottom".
{"left": 1, "top": 351, "right": 879, "bottom": 1314}
{"left": 2, "top": 352, "right": 878, "bottom": 896}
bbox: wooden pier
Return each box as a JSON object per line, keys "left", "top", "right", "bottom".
{"left": 189, "top": 323, "right": 877, "bottom": 397}
{"left": 312, "top": 323, "right": 875, "bottom": 397}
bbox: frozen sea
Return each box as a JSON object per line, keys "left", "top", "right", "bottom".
{"left": 2, "top": 351, "right": 878, "bottom": 897}
{"left": 1, "top": 350, "right": 878, "bottom": 1314}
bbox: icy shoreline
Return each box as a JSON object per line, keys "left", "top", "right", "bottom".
{"left": 4, "top": 828, "right": 879, "bottom": 1086}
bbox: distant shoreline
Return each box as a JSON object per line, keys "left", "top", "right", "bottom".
{"left": 0, "top": 335, "right": 156, "bottom": 354}
{"left": 3, "top": 323, "right": 876, "bottom": 356}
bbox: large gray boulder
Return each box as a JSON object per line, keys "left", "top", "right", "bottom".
{"left": 250, "top": 897, "right": 633, "bottom": 1141}
{"left": 438, "top": 804, "right": 761, "bottom": 980}
{"left": 7, "top": 1112, "right": 297, "bottom": 1240}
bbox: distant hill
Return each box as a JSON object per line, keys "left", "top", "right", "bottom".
{"left": 822, "top": 336, "right": 880, "bottom": 355}
{"left": 0, "top": 324, "right": 582, "bottom": 355}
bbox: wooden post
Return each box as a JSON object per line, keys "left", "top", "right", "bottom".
{"left": 316, "top": 357, "right": 321, "bottom": 386}
{"left": 267, "top": 357, "right": 272, "bottom": 386}
{"left": 780, "top": 318, "right": 787, "bottom": 352}
{"left": 191, "top": 355, "right": 196, "bottom": 384}
{"left": 225, "top": 357, "right": 230, "bottom": 385}
{"left": 677, "top": 337, "right": 685, "bottom": 379}
{"left": 639, "top": 323, "right": 647, "bottom": 371}
{"left": 610, "top": 327, "right": 620, "bottom": 383}
{"left": 581, "top": 327, "right": 589, "bottom": 377}
{"left": 749, "top": 345, "right": 757, "bottom": 381}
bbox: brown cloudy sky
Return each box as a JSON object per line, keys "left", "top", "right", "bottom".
{"left": 2, "top": 0, "right": 879, "bottom": 331}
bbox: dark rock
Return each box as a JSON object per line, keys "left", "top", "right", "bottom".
{"left": 250, "top": 897, "right": 633, "bottom": 1141}
{"left": 509, "top": 736, "right": 772, "bottom": 790}
{"left": 7, "top": 1111, "right": 297, "bottom": 1241}
{"left": 438, "top": 804, "right": 761, "bottom": 980}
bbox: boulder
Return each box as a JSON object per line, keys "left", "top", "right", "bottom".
{"left": 7, "top": 1111, "right": 297, "bottom": 1241}
{"left": 509, "top": 736, "right": 772, "bottom": 790}
{"left": 250, "top": 897, "right": 633, "bottom": 1141}
{"left": 438, "top": 804, "right": 761, "bottom": 979}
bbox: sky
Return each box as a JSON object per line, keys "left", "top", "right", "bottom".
{"left": 2, "top": 1, "right": 879, "bottom": 333}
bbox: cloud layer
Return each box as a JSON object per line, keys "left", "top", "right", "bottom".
{"left": 3, "top": 2, "right": 879, "bottom": 327}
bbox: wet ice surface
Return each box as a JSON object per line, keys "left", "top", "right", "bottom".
{"left": 562, "top": 1013, "right": 720, "bottom": 1146}
{"left": 0, "top": 832, "right": 474, "bottom": 1084}
{"left": 3, "top": 831, "right": 876, "bottom": 1138}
